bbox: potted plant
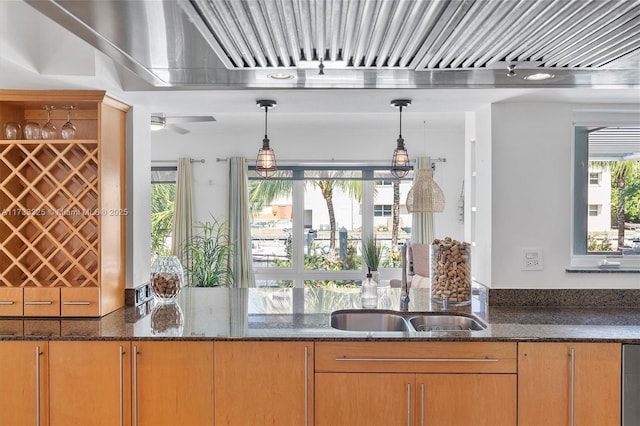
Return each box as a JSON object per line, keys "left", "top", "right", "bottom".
{"left": 362, "top": 236, "right": 382, "bottom": 284}
{"left": 182, "top": 217, "right": 233, "bottom": 287}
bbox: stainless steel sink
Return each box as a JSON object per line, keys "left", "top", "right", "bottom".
{"left": 407, "top": 314, "right": 486, "bottom": 331}
{"left": 331, "top": 310, "right": 411, "bottom": 332}
{"left": 330, "top": 310, "right": 486, "bottom": 332}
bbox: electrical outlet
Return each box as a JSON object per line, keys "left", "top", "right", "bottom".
{"left": 522, "top": 248, "right": 543, "bottom": 271}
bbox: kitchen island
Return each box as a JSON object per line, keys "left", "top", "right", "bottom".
{"left": 0, "top": 287, "right": 636, "bottom": 426}
{"left": 1, "top": 287, "right": 639, "bottom": 341}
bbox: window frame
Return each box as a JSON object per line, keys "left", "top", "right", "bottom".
{"left": 248, "top": 164, "right": 413, "bottom": 287}
{"left": 589, "top": 172, "right": 601, "bottom": 186}
{"left": 373, "top": 204, "right": 393, "bottom": 217}
{"left": 572, "top": 124, "right": 640, "bottom": 266}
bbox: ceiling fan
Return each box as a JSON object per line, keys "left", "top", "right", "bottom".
{"left": 150, "top": 113, "right": 216, "bottom": 134}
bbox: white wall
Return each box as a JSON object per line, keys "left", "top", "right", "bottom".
{"left": 487, "top": 102, "right": 639, "bottom": 289}
{"left": 471, "top": 105, "right": 493, "bottom": 286}
{"left": 150, "top": 111, "right": 466, "bottom": 240}
{"left": 126, "top": 107, "right": 151, "bottom": 289}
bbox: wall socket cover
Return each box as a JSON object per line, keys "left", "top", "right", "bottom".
{"left": 522, "top": 248, "right": 544, "bottom": 271}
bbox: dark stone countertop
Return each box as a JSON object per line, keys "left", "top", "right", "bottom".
{"left": 2, "top": 287, "right": 640, "bottom": 343}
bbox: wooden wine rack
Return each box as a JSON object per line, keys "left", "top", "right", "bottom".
{"left": 0, "top": 90, "right": 129, "bottom": 317}
{"left": 0, "top": 140, "right": 99, "bottom": 287}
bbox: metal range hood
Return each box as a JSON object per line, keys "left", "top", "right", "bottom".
{"left": 25, "top": 0, "right": 640, "bottom": 90}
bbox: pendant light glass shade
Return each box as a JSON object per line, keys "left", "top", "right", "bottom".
{"left": 256, "top": 136, "right": 277, "bottom": 178}
{"left": 391, "top": 136, "right": 410, "bottom": 178}
{"left": 390, "top": 99, "right": 411, "bottom": 179}
{"left": 255, "top": 100, "right": 277, "bottom": 178}
{"left": 406, "top": 168, "right": 445, "bottom": 213}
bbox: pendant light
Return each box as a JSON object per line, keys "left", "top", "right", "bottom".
{"left": 406, "top": 166, "right": 445, "bottom": 213}
{"left": 255, "top": 100, "right": 277, "bottom": 178}
{"left": 390, "top": 99, "right": 411, "bottom": 179}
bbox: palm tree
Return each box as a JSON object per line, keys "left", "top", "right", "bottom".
{"left": 592, "top": 160, "right": 640, "bottom": 248}
{"left": 391, "top": 179, "right": 400, "bottom": 248}
{"left": 314, "top": 172, "right": 362, "bottom": 253}
{"left": 249, "top": 177, "right": 292, "bottom": 216}
{"left": 249, "top": 171, "right": 362, "bottom": 254}
{"left": 151, "top": 183, "right": 175, "bottom": 258}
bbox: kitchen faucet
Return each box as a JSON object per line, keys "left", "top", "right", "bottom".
{"left": 399, "top": 241, "right": 413, "bottom": 311}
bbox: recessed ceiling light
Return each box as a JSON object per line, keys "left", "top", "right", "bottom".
{"left": 524, "top": 73, "right": 555, "bottom": 81}
{"left": 267, "top": 73, "right": 295, "bottom": 80}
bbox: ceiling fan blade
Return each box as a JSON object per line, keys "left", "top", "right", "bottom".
{"left": 165, "top": 115, "right": 216, "bottom": 123}
{"left": 167, "top": 124, "right": 190, "bottom": 135}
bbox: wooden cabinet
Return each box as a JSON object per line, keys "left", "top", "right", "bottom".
{"left": 133, "top": 341, "right": 214, "bottom": 426}
{"left": 0, "top": 90, "right": 129, "bottom": 317}
{"left": 48, "top": 340, "right": 131, "bottom": 426}
{"left": 418, "top": 373, "right": 516, "bottom": 426}
{"left": 215, "top": 341, "right": 314, "bottom": 426}
{"left": 315, "top": 342, "right": 517, "bottom": 426}
{"left": 316, "top": 373, "right": 414, "bottom": 426}
{"left": 0, "top": 340, "right": 48, "bottom": 426}
{"left": 518, "top": 342, "right": 621, "bottom": 426}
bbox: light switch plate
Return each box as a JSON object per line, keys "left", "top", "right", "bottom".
{"left": 522, "top": 248, "right": 544, "bottom": 271}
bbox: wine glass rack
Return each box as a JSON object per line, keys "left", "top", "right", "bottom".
{"left": 0, "top": 90, "right": 129, "bottom": 317}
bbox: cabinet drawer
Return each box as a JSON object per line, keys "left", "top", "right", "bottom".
{"left": 0, "top": 287, "right": 23, "bottom": 316}
{"left": 61, "top": 287, "right": 100, "bottom": 317}
{"left": 315, "top": 341, "right": 517, "bottom": 373}
{"left": 23, "top": 288, "right": 60, "bottom": 317}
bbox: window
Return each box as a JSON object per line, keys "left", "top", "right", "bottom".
{"left": 151, "top": 166, "right": 176, "bottom": 260}
{"left": 374, "top": 204, "right": 392, "bottom": 217}
{"left": 375, "top": 179, "right": 393, "bottom": 186}
{"left": 574, "top": 126, "right": 640, "bottom": 258}
{"left": 248, "top": 165, "right": 414, "bottom": 287}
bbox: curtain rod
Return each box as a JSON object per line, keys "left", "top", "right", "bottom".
{"left": 151, "top": 158, "right": 205, "bottom": 164}
{"left": 215, "top": 157, "right": 446, "bottom": 165}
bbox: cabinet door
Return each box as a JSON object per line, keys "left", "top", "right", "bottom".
{"left": 49, "top": 340, "right": 131, "bottom": 426}
{"left": 215, "top": 341, "right": 313, "bottom": 426}
{"left": 419, "top": 374, "right": 516, "bottom": 426}
{"left": 315, "top": 373, "right": 415, "bottom": 426}
{"left": 134, "top": 341, "right": 213, "bottom": 426}
{"left": 518, "top": 342, "right": 621, "bottom": 426}
{"left": 0, "top": 341, "right": 48, "bottom": 426}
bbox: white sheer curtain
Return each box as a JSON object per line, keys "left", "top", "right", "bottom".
{"left": 171, "top": 158, "right": 193, "bottom": 269}
{"left": 411, "top": 156, "right": 435, "bottom": 245}
{"left": 227, "top": 157, "right": 255, "bottom": 288}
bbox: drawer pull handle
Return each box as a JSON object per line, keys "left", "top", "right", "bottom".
{"left": 25, "top": 301, "right": 53, "bottom": 305}
{"left": 120, "top": 345, "right": 125, "bottom": 426}
{"left": 63, "top": 301, "right": 91, "bottom": 305}
{"left": 570, "top": 348, "right": 575, "bottom": 426}
{"left": 133, "top": 345, "right": 139, "bottom": 426}
{"left": 36, "top": 345, "right": 42, "bottom": 426}
{"left": 406, "top": 383, "right": 411, "bottom": 426}
{"left": 335, "top": 357, "right": 499, "bottom": 362}
{"left": 0, "top": 301, "right": 15, "bottom": 305}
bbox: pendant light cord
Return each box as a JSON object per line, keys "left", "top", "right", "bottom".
{"left": 264, "top": 105, "right": 268, "bottom": 139}
{"left": 398, "top": 105, "right": 403, "bottom": 139}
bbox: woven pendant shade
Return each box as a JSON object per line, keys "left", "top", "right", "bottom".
{"left": 406, "top": 168, "right": 445, "bottom": 213}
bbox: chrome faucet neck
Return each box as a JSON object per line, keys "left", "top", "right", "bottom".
{"left": 400, "top": 241, "right": 411, "bottom": 311}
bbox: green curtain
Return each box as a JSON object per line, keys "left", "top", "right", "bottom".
{"left": 411, "top": 156, "right": 435, "bottom": 245}
{"left": 227, "top": 157, "right": 255, "bottom": 288}
{"left": 171, "top": 158, "right": 193, "bottom": 269}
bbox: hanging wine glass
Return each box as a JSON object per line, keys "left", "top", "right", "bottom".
{"left": 23, "top": 121, "right": 41, "bottom": 140}
{"left": 61, "top": 105, "right": 76, "bottom": 140}
{"left": 3, "top": 122, "right": 22, "bottom": 140}
{"left": 41, "top": 105, "right": 57, "bottom": 140}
